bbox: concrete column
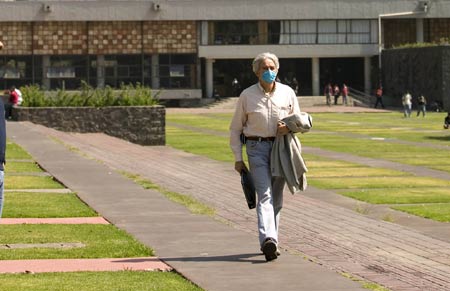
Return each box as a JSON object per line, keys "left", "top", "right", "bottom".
{"left": 151, "top": 54, "right": 160, "bottom": 89}
{"left": 364, "top": 56, "right": 372, "bottom": 94}
{"left": 96, "top": 55, "right": 105, "bottom": 89}
{"left": 42, "top": 55, "right": 50, "bottom": 90}
{"left": 312, "top": 57, "right": 320, "bottom": 96}
{"left": 206, "top": 58, "right": 214, "bottom": 98}
{"left": 201, "top": 21, "right": 208, "bottom": 45}
{"left": 196, "top": 61, "right": 202, "bottom": 89}
{"left": 416, "top": 18, "right": 424, "bottom": 43}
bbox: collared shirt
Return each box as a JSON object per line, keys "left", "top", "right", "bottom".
{"left": 229, "top": 82, "right": 301, "bottom": 161}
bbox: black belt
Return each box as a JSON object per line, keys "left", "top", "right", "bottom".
{"left": 246, "top": 136, "right": 275, "bottom": 142}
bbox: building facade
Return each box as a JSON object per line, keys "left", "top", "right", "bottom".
{"left": 0, "top": 0, "right": 449, "bottom": 99}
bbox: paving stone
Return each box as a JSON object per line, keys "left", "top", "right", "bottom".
{"left": 0, "top": 257, "right": 172, "bottom": 274}
{"left": 0, "top": 217, "right": 109, "bottom": 225}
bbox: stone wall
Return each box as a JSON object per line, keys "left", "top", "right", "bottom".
{"left": 382, "top": 46, "right": 450, "bottom": 111}
{"left": 12, "top": 106, "right": 165, "bottom": 146}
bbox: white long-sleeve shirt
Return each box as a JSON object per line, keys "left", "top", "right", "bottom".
{"left": 229, "top": 82, "right": 301, "bottom": 162}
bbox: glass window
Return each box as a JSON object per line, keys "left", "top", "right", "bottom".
{"left": 318, "top": 20, "right": 338, "bottom": 43}
{"left": 46, "top": 55, "right": 88, "bottom": 89}
{"left": 348, "top": 20, "right": 371, "bottom": 43}
{"left": 0, "top": 56, "right": 34, "bottom": 89}
{"left": 257, "top": 19, "right": 377, "bottom": 45}
{"left": 99, "top": 55, "right": 143, "bottom": 87}
{"left": 156, "top": 54, "right": 196, "bottom": 89}
{"left": 213, "top": 21, "right": 258, "bottom": 45}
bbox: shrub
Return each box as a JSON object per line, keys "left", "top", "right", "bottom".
{"left": 20, "top": 82, "right": 160, "bottom": 107}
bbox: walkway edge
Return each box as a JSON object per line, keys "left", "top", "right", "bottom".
{"left": 0, "top": 257, "right": 172, "bottom": 273}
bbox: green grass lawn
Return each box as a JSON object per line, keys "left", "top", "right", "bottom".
{"left": 166, "top": 111, "right": 450, "bottom": 222}
{"left": 5, "top": 176, "right": 65, "bottom": 189}
{"left": 0, "top": 271, "right": 203, "bottom": 291}
{"left": 307, "top": 167, "right": 411, "bottom": 178}
{"left": 167, "top": 126, "right": 233, "bottom": 163}
{"left": 2, "top": 192, "right": 98, "bottom": 218}
{"left": 0, "top": 224, "right": 153, "bottom": 260}
{"left": 308, "top": 176, "right": 450, "bottom": 190}
{"left": 392, "top": 204, "right": 450, "bottom": 222}
{"left": 5, "top": 141, "right": 32, "bottom": 160}
{"left": 338, "top": 188, "right": 450, "bottom": 204}
{"left": 6, "top": 161, "right": 43, "bottom": 173}
{"left": 0, "top": 141, "right": 205, "bottom": 291}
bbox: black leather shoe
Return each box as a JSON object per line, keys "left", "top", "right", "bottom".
{"left": 262, "top": 238, "right": 277, "bottom": 262}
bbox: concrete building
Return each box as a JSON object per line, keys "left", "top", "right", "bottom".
{"left": 0, "top": 0, "right": 449, "bottom": 100}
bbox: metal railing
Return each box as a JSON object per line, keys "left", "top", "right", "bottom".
{"left": 348, "top": 86, "right": 375, "bottom": 107}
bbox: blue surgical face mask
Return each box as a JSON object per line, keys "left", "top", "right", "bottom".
{"left": 261, "top": 69, "right": 277, "bottom": 84}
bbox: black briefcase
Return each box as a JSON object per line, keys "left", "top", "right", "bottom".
{"left": 240, "top": 170, "right": 256, "bottom": 209}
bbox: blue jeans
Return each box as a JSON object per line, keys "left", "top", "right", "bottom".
{"left": 403, "top": 104, "right": 411, "bottom": 117}
{"left": 417, "top": 104, "right": 426, "bottom": 117}
{"left": 0, "top": 171, "right": 4, "bottom": 218}
{"left": 246, "top": 140, "right": 285, "bottom": 247}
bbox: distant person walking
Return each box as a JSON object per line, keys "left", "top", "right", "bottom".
{"left": 291, "top": 77, "right": 299, "bottom": 95}
{"left": 341, "top": 83, "right": 348, "bottom": 106}
{"left": 14, "top": 86, "right": 23, "bottom": 106}
{"left": 4, "top": 87, "right": 19, "bottom": 119}
{"left": 324, "top": 83, "right": 332, "bottom": 106}
{"left": 402, "top": 91, "right": 412, "bottom": 118}
{"left": 374, "top": 85, "right": 384, "bottom": 109}
{"left": 417, "top": 95, "right": 427, "bottom": 117}
{"left": 231, "top": 78, "right": 241, "bottom": 97}
{"left": 444, "top": 112, "right": 450, "bottom": 129}
{"left": 333, "top": 84, "right": 340, "bottom": 105}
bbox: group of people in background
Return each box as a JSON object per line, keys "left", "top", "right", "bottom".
{"left": 401, "top": 91, "right": 427, "bottom": 118}
{"left": 324, "top": 83, "right": 349, "bottom": 106}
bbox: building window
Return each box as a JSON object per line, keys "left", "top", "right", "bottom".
{"left": 213, "top": 21, "right": 258, "bottom": 45}
{"left": 47, "top": 56, "right": 88, "bottom": 90}
{"left": 0, "top": 56, "right": 34, "bottom": 89}
{"left": 279, "top": 20, "right": 317, "bottom": 44}
{"left": 158, "top": 54, "right": 197, "bottom": 89}
{"left": 102, "top": 55, "right": 143, "bottom": 88}
{"left": 213, "top": 19, "right": 378, "bottom": 45}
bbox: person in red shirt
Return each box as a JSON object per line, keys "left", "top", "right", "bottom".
{"left": 5, "top": 87, "right": 19, "bottom": 119}
{"left": 374, "top": 85, "right": 385, "bottom": 108}
{"left": 341, "top": 83, "right": 348, "bottom": 106}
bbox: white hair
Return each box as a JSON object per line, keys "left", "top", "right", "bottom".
{"left": 252, "top": 52, "right": 280, "bottom": 74}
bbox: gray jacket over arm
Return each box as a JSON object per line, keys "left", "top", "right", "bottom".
{"left": 270, "top": 113, "right": 312, "bottom": 193}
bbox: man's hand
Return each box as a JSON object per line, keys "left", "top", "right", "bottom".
{"left": 277, "top": 121, "right": 290, "bottom": 135}
{"left": 234, "top": 161, "right": 248, "bottom": 173}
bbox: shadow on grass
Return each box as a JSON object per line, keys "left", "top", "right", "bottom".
{"left": 425, "top": 135, "right": 450, "bottom": 142}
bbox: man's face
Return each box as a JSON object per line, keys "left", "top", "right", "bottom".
{"left": 256, "top": 58, "right": 277, "bottom": 80}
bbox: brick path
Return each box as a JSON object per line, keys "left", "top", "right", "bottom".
{"left": 21, "top": 121, "right": 450, "bottom": 291}
{"left": 0, "top": 217, "right": 110, "bottom": 225}
{"left": 0, "top": 257, "right": 172, "bottom": 274}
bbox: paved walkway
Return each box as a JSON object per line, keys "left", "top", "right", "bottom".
{"left": 6, "top": 119, "right": 450, "bottom": 291}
